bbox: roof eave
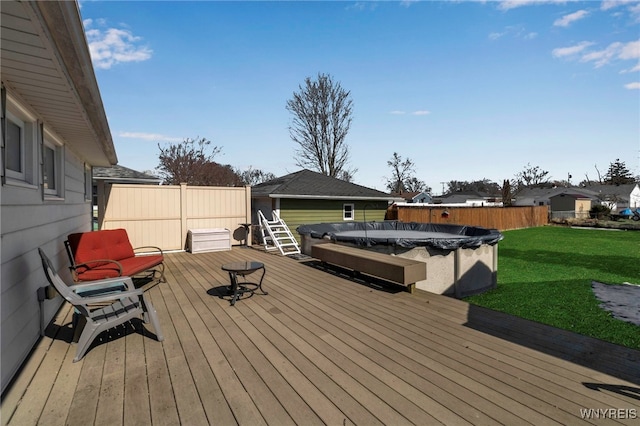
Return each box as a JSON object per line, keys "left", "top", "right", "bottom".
{"left": 6, "top": 1, "right": 117, "bottom": 166}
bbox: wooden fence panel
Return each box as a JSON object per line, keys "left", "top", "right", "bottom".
{"left": 100, "top": 184, "right": 251, "bottom": 250}
{"left": 391, "top": 205, "right": 548, "bottom": 231}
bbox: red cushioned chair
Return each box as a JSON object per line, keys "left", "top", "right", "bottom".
{"left": 65, "top": 229, "right": 165, "bottom": 290}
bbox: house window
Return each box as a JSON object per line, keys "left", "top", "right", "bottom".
{"left": 84, "top": 164, "right": 92, "bottom": 201}
{"left": 343, "top": 203, "right": 355, "bottom": 220}
{"left": 6, "top": 112, "right": 25, "bottom": 180}
{"left": 4, "top": 95, "right": 37, "bottom": 186}
{"left": 43, "top": 130, "right": 64, "bottom": 199}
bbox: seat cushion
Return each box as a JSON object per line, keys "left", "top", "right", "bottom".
{"left": 74, "top": 255, "right": 163, "bottom": 281}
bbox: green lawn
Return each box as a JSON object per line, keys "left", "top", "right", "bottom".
{"left": 465, "top": 226, "right": 640, "bottom": 350}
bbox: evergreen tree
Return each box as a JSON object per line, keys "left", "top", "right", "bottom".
{"left": 604, "top": 159, "right": 634, "bottom": 185}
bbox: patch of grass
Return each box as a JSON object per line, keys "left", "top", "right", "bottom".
{"left": 465, "top": 226, "right": 640, "bottom": 349}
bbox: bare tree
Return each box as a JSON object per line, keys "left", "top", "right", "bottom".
{"left": 238, "top": 166, "right": 276, "bottom": 186}
{"left": 336, "top": 169, "right": 356, "bottom": 183}
{"left": 385, "top": 152, "right": 421, "bottom": 194}
{"left": 405, "top": 177, "right": 430, "bottom": 193}
{"left": 156, "top": 137, "right": 242, "bottom": 186}
{"left": 286, "top": 73, "right": 355, "bottom": 178}
{"left": 514, "top": 163, "right": 551, "bottom": 188}
{"left": 446, "top": 179, "right": 499, "bottom": 194}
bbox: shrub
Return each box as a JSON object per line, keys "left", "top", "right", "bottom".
{"left": 589, "top": 204, "right": 611, "bottom": 219}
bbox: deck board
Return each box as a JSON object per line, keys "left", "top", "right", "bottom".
{"left": 2, "top": 247, "right": 639, "bottom": 426}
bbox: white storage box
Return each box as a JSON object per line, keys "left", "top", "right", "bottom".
{"left": 187, "top": 228, "right": 231, "bottom": 253}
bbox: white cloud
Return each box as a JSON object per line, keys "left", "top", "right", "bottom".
{"left": 552, "top": 41, "right": 594, "bottom": 58}
{"left": 412, "top": 110, "right": 431, "bottom": 116}
{"left": 621, "top": 61, "right": 640, "bottom": 73}
{"left": 119, "top": 132, "right": 182, "bottom": 142}
{"left": 553, "top": 10, "right": 589, "bottom": 27}
{"left": 581, "top": 41, "right": 623, "bottom": 67}
{"left": 84, "top": 20, "right": 152, "bottom": 69}
{"left": 488, "top": 25, "right": 536, "bottom": 41}
{"left": 601, "top": 0, "right": 637, "bottom": 11}
{"left": 554, "top": 39, "right": 640, "bottom": 71}
{"left": 498, "top": 0, "right": 576, "bottom": 11}
{"left": 389, "top": 110, "right": 406, "bottom": 115}
{"left": 631, "top": 3, "right": 640, "bottom": 21}
{"left": 624, "top": 82, "right": 640, "bottom": 89}
{"left": 602, "top": 0, "right": 640, "bottom": 22}
{"left": 346, "top": 2, "right": 378, "bottom": 12}
{"left": 619, "top": 39, "right": 640, "bottom": 60}
{"left": 400, "top": 0, "right": 418, "bottom": 7}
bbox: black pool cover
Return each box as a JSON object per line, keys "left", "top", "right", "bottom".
{"left": 297, "top": 221, "right": 503, "bottom": 250}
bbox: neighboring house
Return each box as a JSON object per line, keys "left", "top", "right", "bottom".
{"left": 632, "top": 184, "right": 640, "bottom": 209}
{"left": 93, "top": 165, "right": 161, "bottom": 229}
{"left": 548, "top": 193, "right": 592, "bottom": 219}
{"left": 583, "top": 183, "right": 640, "bottom": 212}
{"left": 392, "top": 191, "right": 433, "bottom": 204}
{"left": 432, "top": 191, "right": 502, "bottom": 206}
{"left": 513, "top": 186, "right": 598, "bottom": 207}
{"left": 1, "top": 1, "right": 116, "bottom": 393}
{"left": 251, "top": 169, "right": 401, "bottom": 242}
{"left": 514, "top": 184, "right": 640, "bottom": 213}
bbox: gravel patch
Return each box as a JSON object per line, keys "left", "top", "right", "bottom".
{"left": 591, "top": 281, "right": 640, "bottom": 326}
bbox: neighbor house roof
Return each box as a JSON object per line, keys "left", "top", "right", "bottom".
{"left": 1, "top": 1, "right": 116, "bottom": 166}
{"left": 549, "top": 192, "right": 592, "bottom": 200}
{"left": 583, "top": 183, "right": 638, "bottom": 201}
{"left": 514, "top": 187, "right": 600, "bottom": 205}
{"left": 252, "top": 169, "right": 400, "bottom": 201}
{"left": 391, "top": 191, "right": 432, "bottom": 203}
{"left": 93, "top": 165, "right": 161, "bottom": 184}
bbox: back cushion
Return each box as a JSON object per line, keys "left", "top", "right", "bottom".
{"left": 104, "top": 229, "right": 135, "bottom": 261}
{"left": 69, "top": 229, "right": 135, "bottom": 264}
{"left": 68, "top": 232, "right": 109, "bottom": 266}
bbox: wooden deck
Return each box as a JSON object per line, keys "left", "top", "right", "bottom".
{"left": 2, "top": 247, "right": 639, "bottom": 425}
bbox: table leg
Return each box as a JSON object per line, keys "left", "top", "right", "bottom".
{"left": 228, "top": 271, "right": 241, "bottom": 306}
{"left": 256, "top": 267, "right": 268, "bottom": 295}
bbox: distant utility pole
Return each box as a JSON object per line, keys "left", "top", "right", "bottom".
{"left": 440, "top": 182, "right": 446, "bottom": 195}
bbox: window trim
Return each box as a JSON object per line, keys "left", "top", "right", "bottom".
{"left": 4, "top": 94, "right": 38, "bottom": 188}
{"left": 43, "top": 129, "right": 64, "bottom": 200}
{"left": 84, "top": 164, "right": 92, "bottom": 201}
{"left": 343, "top": 203, "right": 355, "bottom": 221}
{"left": 5, "top": 110, "right": 26, "bottom": 181}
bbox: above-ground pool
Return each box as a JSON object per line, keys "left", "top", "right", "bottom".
{"left": 297, "top": 221, "right": 503, "bottom": 297}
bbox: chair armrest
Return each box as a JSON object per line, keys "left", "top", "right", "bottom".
{"left": 72, "top": 288, "right": 144, "bottom": 306}
{"left": 70, "top": 276, "right": 136, "bottom": 292}
{"left": 133, "top": 246, "right": 164, "bottom": 256}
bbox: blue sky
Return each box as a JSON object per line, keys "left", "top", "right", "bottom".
{"left": 80, "top": 0, "right": 640, "bottom": 193}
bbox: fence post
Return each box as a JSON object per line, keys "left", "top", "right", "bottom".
{"left": 244, "top": 185, "right": 252, "bottom": 245}
{"left": 181, "top": 183, "right": 188, "bottom": 246}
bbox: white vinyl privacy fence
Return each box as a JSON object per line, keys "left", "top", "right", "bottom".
{"left": 97, "top": 183, "right": 251, "bottom": 250}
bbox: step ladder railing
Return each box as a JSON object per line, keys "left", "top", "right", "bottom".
{"left": 258, "top": 210, "right": 301, "bottom": 256}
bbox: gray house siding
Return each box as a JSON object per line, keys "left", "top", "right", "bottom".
{"left": 1, "top": 149, "right": 91, "bottom": 391}
{"left": 1, "top": 0, "right": 116, "bottom": 393}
